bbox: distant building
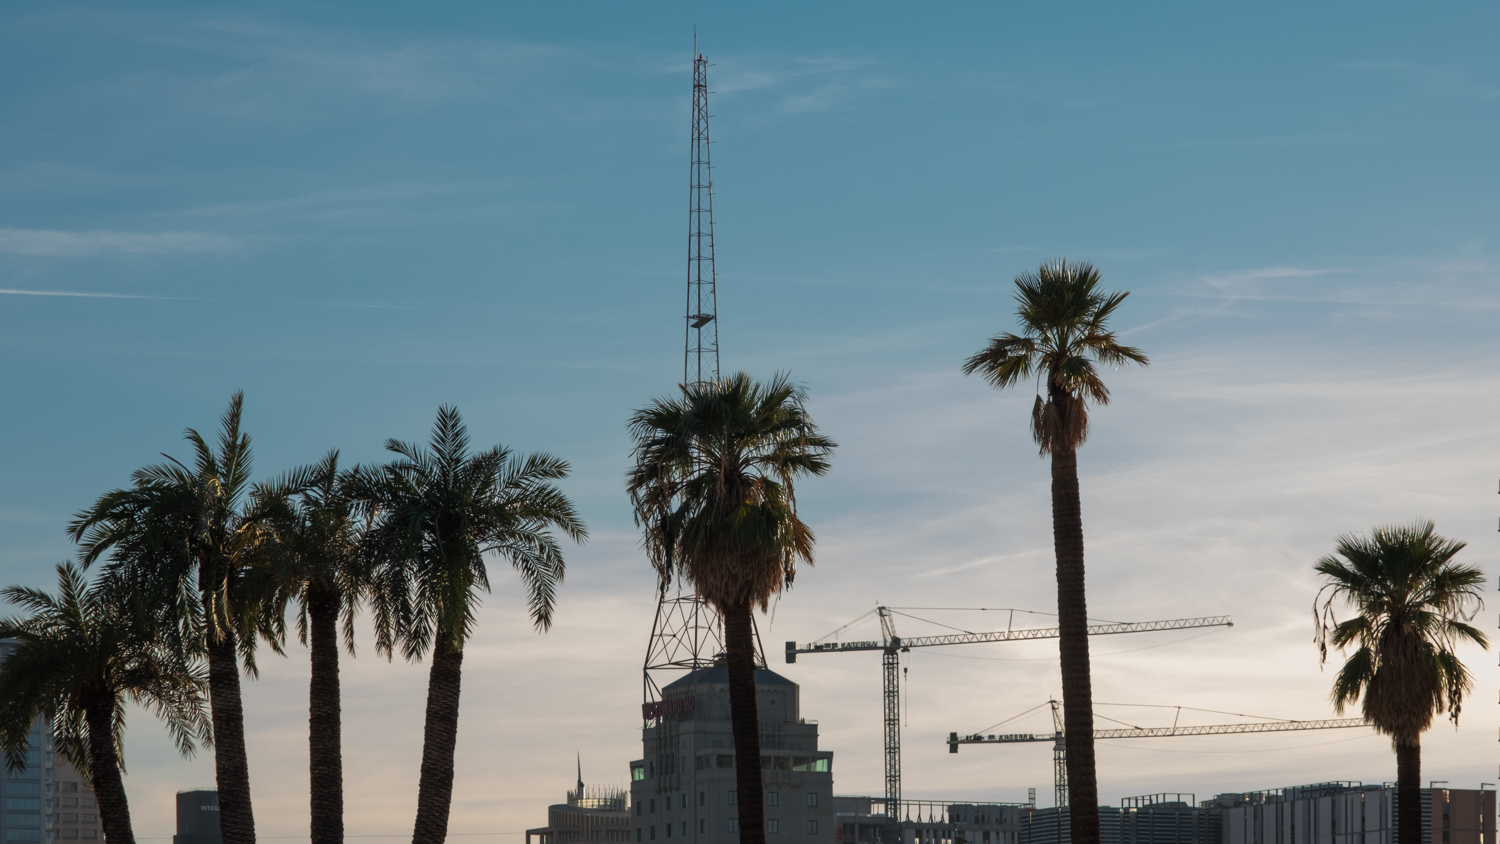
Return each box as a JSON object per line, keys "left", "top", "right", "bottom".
{"left": 0, "top": 639, "right": 100, "bottom": 844}
{"left": 1213, "top": 781, "right": 1495, "bottom": 844}
{"left": 629, "top": 666, "right": 835, "bottom": 844}
{"left": 173, "top": 790, "right": 222, "bottom": 844}
{"left": 833, "top": 796, "right": 1025, "bottom": 844}
{"left": 527, "top": 763, "right": 630, "bottom": 844}
{"left": 1020, "top": 806, "right": 1123, "bottom": 844}
{"left": 1118, "top": 794, "right": 1218, "bottom": 844}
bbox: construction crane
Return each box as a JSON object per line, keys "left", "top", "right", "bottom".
{"left": 785, "top": 607, "right": 1232, "bottom": 839}
{"left": 948, "top": 698, "right": 1370, "bottom": 808}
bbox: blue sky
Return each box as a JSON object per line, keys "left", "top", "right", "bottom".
{"left": 2, "top": 2, "right": 1498, "bottom": 839}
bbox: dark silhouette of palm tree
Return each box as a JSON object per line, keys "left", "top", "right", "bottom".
{"left": 1314, "top": 520, "right": 1487, "bottom": 844}
{"left": 273, "top": 452, "right": 369, "bottom": 844}
{"left": 0, "top": 563, "right": 211, "bottom": 844}
{"left": 69, "top": 393, "right": 308, "bottom": 844}
{"left": 962, "top": 261, "right": 1146, "bottom": 843}
{"left": 627, "top": 373, "right": 835, "bottom": 844}
{"left": 352, "top": 406, "right": 585, "bottom": 844}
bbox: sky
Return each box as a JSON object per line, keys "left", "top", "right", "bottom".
{"left": 2, "top": 0, "right": 1499, "bottom": 839}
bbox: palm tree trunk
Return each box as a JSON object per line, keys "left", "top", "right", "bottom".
{"left": 722, "top": 600, "right": 765, "bottom": 844}
{"left": 206, "top": 631, "right": 257, "bottom": 844}
{"left": 308, "top": 587, "right": 344, "bottom": 844}
{"left": 412, "top": 642, "right": 464, "bottom": 844}
{"left": 1396, "top": 736, "right": 1421, "bottom": 844}
{"left": 83, "top": 697, "right": 134, "bottom": 844}
{"left": 1050, "top": 446, "right": 1099, "bottom": 844}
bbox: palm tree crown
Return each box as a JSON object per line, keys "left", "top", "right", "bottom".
{"left": 962, "top": 259, "right": 1147, "bottom": 453}
{"left": 1314, "top": 520, "right": 1487, "bottom": 736}
{"left": 0, "top": 563, "right": 211, "bottom": 844}
{"left": 358, "top": 406, "right": 587, "bottom": 658}
{"left": 626, "top": 372, "right": 835, "bottom": 609}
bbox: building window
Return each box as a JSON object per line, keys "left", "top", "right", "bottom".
{"left": 728, "top": 820, "right": 738, "bottom": 834}
{"left": 729, "top": 792, "right": 737, "bottom": 806}
{"left": 769, "top": 821, "right": 779, "bottom": 834}
{"left": 666, "top": 797, "right": 672, "bottom": 811}
{"left": 636, "top": 830, "right": 641, "bottom": 842}
{"left": 7, "top": 832, "right": 42, "bottom": 841}
{"left": 79, "top": 817, "right": 94, "bottom": 825}
{"left": 7, "top": 799, "right": 40, "bottom": 811}
{"left": 696, "top": 756, "right": 712, "bottom": 771}
{"left": 681, "top": 823, "right": 686, "bottom": 836}
{"left": 60, "top": 784, "right": 77, "bottom": 794}
{"left": 665, "top": 823, "right": 671, "bottom": 838}
{"left": 637, "top": 802, "right": 643, "bottom": 816}
{"left": 807, "top": 821, "right": 818, "bottom": 835}
{"left": 717, "top": 756, "right": 734, "bottom": 769}
{"left": 82, "top": 834, "right": 95, "bottom": 841}
{"left": 651, "top": 800, "right": 656, "bottom": 814}
{"left": 62, "top": 815, "right": 78, "bottom": 824}
{"left": 79, "top": 800, "right": 93, "bottom": 810}
{"left": 60, "top": 835, "right": 79, "bottom": 842}
{"left": 650, "top": 827, "right": 655, "bottom": 841}
{"left": 806, "top": 794, "right": 818, "bottom": 808}
{"left": 699, "top": 821, "right": 706, "bottom": 834}
{"left": 699, "top": 792, "right": 706, "bottom": 807}
{"left": 632, "top": 764, "right": 646, "bottom": 782}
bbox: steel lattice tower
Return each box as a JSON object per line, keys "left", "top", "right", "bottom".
{"left": 642, "top": 43, "right": 761, "bottom": 721}
{"left": 684, "top": 48, "right": 719, "bottom": 387}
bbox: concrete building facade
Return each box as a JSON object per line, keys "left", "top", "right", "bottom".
{"left": 1214, "top": 782, "right": 1495, "bottom": 844}
{"left": 629, "top": 666, "right": 835, "bottom": 844}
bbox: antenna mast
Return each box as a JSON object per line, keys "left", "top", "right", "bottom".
{"left": 642, "top": 41, "right": 761, "bottom": 721}
{"left": 684, "top": 43, "right": 719, "bottom": 386}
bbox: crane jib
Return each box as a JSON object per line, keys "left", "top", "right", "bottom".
{"left": 785, "top": 615, "right": 1233, "bottom": 662}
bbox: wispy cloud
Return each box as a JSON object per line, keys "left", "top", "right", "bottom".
{"left": 710, "top": 54, "right": 891, "bottom": 116}
{"left": 1340, "top": 60, "right": 1500, "bottom": 100}
{"left": 0, "top": 228, "right": 244, "bottom": 257}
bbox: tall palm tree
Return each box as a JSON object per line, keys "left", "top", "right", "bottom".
{"left": 1314, "top": 520, "right": 1487, "bottom": 844}
{"left": 274, "top": 452, "right": 369, "bottom": 844}
{"left": 68, "top": 393, "right": 306, "bottom": 844}
{"left": 352, "top": 406, "right": 585, "bottom": 844}
{"left": 961, "top": 260, "right": 1146, "bottom": 842}
{"left": 0, "top": 563, "right": 212, "bottom": 844}
{"left": 626, "top": 372, "right": 835, "bottom": 844}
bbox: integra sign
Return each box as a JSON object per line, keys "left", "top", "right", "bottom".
{"left": 642, "top": 696, "right": 697, "bottom": 720}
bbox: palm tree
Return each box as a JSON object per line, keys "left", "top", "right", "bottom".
{"left": 352, "top": 406, "right": 585, "bottom": 844}
{"left": 961, "top": 260, "right": 1146, "bottom": 841}
{"left": 274, "top": 452, "right": 369, "bottom": 844}
{"left": 0, "top": 563, "right": 212, "bottom": 844}
{"left": 626, "top": 373, "right": 835, "bottom": 844}
{"left": 1314, "top": 521, "right": 1487, "bottom": 844}
{"left": 68, "top": 393, "right": 306, "bottom": 844}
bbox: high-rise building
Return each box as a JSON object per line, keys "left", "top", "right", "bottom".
{"left": 630, "top": 666, "right": 835, "bottom": 844}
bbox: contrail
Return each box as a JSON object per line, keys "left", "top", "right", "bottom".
{"left": 0, "top": 288, "right": 163, "bottom": 299}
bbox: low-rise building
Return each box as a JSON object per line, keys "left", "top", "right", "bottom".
{"left": 1213, "top": 782, "right": 1495, "bottom": 844}
{"left": 527, "top": 768, "right": 630, "bottom": 844}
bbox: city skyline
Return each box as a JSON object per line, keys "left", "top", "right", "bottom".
{"left": 0, "top": 2, "right": 1496, "bottom": 841}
